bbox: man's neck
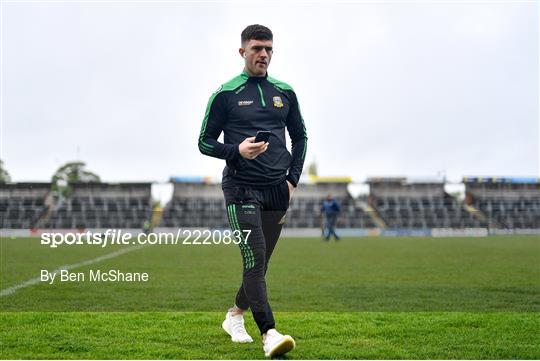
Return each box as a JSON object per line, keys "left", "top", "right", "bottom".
{"left": 243, "top": 67, "right": 267, "bottom": 77}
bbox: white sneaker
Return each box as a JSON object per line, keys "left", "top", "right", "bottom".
{"left": 222, "top": 312, "right": 253, "bottom": 343}
{"left": 263, "top": 329, "right": 295, "bottom": 357}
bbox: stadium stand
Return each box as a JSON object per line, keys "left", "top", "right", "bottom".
{"left": 2, "top": 178, "right": 538, "bottom": 231}
{"left": 0, "top": 183, "right": 51, "bottom": 229}
{"left": 368, "top": 178, "right": 487, "bottom": 228}
{"left": 161, "top": 182, "right": 227, "bottom": 228}
{"left": 161, "top": 181, "right": 375, "bottom": 228}
{"left": 286, "top": 182, "right": 375, "bottom": 228}
{"left": 37, "top": 182, "right": 152, "bottom": 229}
{"left": 464, "top": 177, "right": 540, "bottom": 229}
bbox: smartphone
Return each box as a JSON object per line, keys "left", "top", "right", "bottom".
{"left": 254, "top": 130, "right": 271, "bottom": 143}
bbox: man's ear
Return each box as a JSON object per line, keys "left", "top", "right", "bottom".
{"left": 238, "top": 48, "right": 247, "bottom": 59}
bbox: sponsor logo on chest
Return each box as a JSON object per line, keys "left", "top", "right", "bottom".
{"left": 238, "top": 100, "right": 254, "bottom": 106}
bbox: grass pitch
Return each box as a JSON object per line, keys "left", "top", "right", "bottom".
{"left": 1, "top": 235, "right": 539, "bottom": 359}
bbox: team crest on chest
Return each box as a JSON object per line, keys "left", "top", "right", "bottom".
{"left": 273, "top": 96, "right": 284, "bottom": 108}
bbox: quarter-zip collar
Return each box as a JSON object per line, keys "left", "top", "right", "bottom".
{"left": 241, "top": 70, "right": 268, "bottom": 83}
{"left": 240, "top": 70, "right": 267, "bottom": 107}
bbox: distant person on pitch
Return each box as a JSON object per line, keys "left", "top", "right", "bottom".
{"left": 321, "top": 194, "right": 341, "bottom": 241}
{"left": 198, "top": 24, "right": 308, "bottom": 357}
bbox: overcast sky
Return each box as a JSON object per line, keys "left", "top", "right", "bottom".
{"left": 1, "top": 1, "right": 538, "bottom": 184}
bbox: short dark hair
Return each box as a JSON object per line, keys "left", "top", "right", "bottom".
{"left": 241, "top": 24, "right": 273, "bottom": 44}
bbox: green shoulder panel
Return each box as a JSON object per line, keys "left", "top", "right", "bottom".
{"left": 198, "top": 73, "right": 249, "bottom": 154}
{"left": 267, "top": 76, "right": 294, "bottom": 92}
{"left": 204, "top": 72, "right": 248, "bottom": 115}
{"left": 221, "top": 72, "right": 249, "bottom": 92}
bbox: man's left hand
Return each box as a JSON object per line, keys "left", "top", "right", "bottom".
{"left": 286, "top": 180, "right": 295, "bottom": 201}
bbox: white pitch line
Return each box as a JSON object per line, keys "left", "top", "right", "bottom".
{"left": 0, "top": 244, "right": 147, "bottom": 297}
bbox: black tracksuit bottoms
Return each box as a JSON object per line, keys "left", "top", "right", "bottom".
{"left": 223, "top": 179, "right": 290, "bottom": 335}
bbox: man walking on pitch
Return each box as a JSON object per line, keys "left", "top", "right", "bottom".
{"left": 321, "top": 194, "right": 341, "bottom": 241}
{"left": 198, "top": 24, "right": 308, "bottom": 357}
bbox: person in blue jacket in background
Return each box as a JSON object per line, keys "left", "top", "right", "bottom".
{"left": 321, "top": 194, "right": 341, "bottom": 241}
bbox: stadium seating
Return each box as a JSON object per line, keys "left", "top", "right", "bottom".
{"left": 161, "top": 181, "right": 375, "bottom": 228}
{"left": 37, "top": 183, "right": 152, "bottom": 229}
{"left": 0, "top": 183, "right": 51, "bottom": 228}
{"left": 465, "top": 178, "right": 540, "bottom": 229}
{"left": 285, "top": 182, "right": 375, "bottom": 228}
{"left": 161, "top": 183, "right": 227, "bottom": 228}
{"left": 368, "top": 178, "right": 487, "bottom": 228}
{"left": 1, "top": 178, "right": 538, "bottom": 231}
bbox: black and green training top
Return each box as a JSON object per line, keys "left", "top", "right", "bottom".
{"left": 198, "top": 71, "right": 308, "bottom": 189}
